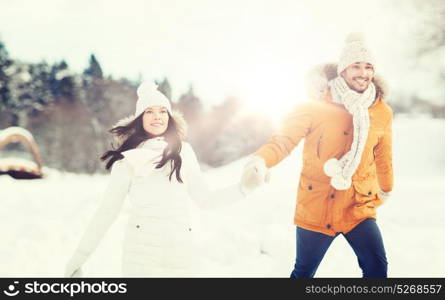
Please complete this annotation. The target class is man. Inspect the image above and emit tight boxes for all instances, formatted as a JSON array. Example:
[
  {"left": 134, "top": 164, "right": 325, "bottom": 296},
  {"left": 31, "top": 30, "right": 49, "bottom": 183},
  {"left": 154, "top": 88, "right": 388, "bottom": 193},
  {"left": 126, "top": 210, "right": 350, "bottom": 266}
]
[{"left": 241, "top": 33, "right": 393, "bottom": 278}]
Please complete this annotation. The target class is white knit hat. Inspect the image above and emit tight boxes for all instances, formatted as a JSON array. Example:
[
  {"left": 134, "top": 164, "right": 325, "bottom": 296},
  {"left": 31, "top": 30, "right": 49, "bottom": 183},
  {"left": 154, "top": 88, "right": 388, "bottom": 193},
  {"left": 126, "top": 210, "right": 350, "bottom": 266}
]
[
  {"left": 134, "top": 81, "right": 172, "bottom": 117},
  {"left": 337, "top": 33, "right": 375, "bottom": 75}
]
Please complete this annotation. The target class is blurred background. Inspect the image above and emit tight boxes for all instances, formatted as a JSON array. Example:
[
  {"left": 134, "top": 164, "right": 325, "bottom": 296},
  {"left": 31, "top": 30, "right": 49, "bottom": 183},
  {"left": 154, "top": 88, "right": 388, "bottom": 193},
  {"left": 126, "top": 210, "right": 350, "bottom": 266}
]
[
  {"left": 0, "top": 0, "right": 444, "bottom": 277},
  {"left": 0, "top": 0, "right": 444, "bottom": 172}
]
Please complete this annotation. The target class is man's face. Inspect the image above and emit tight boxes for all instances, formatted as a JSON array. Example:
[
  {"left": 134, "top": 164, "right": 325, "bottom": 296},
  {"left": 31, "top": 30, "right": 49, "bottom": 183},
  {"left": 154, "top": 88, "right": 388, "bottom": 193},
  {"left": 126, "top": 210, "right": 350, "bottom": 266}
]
[{"left": 340, "top": 62, "right": 375, "bottom": 93}]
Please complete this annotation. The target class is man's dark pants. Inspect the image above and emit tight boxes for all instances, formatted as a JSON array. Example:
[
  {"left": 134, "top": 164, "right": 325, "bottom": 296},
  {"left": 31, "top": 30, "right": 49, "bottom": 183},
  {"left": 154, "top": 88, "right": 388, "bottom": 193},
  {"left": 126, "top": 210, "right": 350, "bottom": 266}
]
[{"left": 290, "top": 218, "right": 388, "bottom": 278}]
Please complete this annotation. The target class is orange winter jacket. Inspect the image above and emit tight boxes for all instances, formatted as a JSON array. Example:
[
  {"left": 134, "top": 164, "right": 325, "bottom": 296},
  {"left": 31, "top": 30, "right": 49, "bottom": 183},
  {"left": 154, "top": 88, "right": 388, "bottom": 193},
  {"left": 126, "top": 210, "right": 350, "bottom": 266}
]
[{"left": 255, "top": 64, "right": 393, "bottom": 236}]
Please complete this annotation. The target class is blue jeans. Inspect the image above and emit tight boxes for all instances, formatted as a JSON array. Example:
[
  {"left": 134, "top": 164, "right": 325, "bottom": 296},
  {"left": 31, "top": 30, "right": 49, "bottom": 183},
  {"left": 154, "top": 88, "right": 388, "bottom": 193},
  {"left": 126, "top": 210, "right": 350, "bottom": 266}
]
[{"left": 290, "top": 218, "right": 388, "bottom": 278}]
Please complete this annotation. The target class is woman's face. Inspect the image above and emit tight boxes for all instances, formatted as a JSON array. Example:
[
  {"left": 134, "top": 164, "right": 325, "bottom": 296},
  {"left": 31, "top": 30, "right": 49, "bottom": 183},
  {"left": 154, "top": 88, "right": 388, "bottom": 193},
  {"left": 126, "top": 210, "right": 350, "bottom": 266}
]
[{"left": 142, "top": 106, "right": 169, "bottom": 136}]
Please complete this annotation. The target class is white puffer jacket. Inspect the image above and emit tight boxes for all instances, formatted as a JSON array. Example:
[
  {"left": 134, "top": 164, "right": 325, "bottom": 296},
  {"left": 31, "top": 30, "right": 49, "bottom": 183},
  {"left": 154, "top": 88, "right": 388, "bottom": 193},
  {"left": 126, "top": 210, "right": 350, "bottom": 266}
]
[{"left": 67, "top": 139, "right": 244, "bottom": 277}]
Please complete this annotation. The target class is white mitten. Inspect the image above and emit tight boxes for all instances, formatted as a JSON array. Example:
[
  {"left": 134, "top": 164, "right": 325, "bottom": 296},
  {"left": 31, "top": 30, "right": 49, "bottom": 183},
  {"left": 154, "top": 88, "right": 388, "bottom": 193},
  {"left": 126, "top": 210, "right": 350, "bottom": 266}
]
[
  {"left": 64, "top": 251, "right": 89, "bottom": 278},
  {"left": 241, "top": 156, "right": 270, "bottom": 195}
]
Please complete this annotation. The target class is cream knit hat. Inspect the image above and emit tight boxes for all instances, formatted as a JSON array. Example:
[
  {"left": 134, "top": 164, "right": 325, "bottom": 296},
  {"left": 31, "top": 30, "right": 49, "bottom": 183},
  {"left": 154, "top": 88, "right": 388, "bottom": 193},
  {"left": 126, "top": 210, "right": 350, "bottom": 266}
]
[
  {"left": 337, "top": 33, "right": 375, "bottom": 75},
  {"left": 135, "top": 81, "right": 172, "bottom": 117}
]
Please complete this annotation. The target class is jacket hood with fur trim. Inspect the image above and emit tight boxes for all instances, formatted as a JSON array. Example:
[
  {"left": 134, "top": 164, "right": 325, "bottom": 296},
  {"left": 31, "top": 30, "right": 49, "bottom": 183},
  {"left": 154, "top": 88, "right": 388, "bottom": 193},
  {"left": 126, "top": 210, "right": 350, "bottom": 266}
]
[{"left": 305, "top": 63, "right": 389, "bottom": 102}]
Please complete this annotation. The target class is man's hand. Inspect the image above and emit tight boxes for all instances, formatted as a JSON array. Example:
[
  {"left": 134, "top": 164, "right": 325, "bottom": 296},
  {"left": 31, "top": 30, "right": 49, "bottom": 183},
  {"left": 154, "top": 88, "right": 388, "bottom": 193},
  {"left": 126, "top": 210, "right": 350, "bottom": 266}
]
[{"left": 241, "top": 156, "right": 270, "bottom": 195}]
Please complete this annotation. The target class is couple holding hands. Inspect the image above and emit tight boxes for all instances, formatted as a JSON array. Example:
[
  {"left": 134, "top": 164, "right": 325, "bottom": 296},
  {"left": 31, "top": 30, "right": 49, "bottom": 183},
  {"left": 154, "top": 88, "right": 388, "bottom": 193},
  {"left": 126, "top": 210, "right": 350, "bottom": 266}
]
[{"left": 65, "top": 33, "right": 393, "bottom": 278}]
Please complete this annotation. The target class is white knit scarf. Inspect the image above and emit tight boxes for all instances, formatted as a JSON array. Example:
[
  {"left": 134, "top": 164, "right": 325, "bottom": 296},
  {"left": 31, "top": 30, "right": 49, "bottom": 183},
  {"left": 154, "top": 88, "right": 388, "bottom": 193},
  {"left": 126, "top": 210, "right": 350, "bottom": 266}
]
[
  {"left": 121, "top": 137, "right": 168, "bottom": 177},
  {"left": 323, "top": 76, "right": 376, "bottom": 190}
]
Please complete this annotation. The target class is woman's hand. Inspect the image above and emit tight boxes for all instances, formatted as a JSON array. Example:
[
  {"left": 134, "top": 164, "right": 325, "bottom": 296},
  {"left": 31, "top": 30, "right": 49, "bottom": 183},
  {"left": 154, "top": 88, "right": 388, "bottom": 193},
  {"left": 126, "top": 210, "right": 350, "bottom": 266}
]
[
  {"left": 64, "top": 251, "right": 88, "bottom": 277},
  {"left": 65, "top": 267, "right": 83, "bottom": 278}
]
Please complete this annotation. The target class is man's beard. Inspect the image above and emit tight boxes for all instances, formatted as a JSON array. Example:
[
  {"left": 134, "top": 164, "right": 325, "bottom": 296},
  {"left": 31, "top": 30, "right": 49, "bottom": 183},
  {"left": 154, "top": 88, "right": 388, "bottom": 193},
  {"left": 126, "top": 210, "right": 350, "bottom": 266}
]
[{"left": 346, "top": 77, "right": 370, "bottom": 93}]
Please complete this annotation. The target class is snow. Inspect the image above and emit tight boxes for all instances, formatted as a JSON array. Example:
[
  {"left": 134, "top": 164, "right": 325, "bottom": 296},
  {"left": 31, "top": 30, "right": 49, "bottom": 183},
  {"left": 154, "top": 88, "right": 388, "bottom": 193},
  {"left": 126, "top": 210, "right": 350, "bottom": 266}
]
[
  {"left": 0, "top": 127, "right": 35, "bottom": 142},
  {"left": 54, "top": 69, "right": 73, "bottom": 81},
  {"left": 0, "top": 117, "right": 444, "bottom": 277},
  {"left": 0, "top": 158, "right": 38, "bottom": 172}
]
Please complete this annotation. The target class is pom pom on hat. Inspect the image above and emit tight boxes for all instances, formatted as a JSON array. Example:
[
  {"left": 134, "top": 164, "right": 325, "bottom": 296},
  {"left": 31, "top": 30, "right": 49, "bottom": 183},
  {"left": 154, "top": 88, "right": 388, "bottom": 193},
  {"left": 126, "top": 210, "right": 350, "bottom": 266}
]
[
  {"left": 134, "top": 81, "right": 172, "bottom": 117},
  {"left": 337, "top": 32, "right": 375, "bottom": 75},
  {"left": 345, "top": 32, "right": 365, "bottom": 44},
  {"left": 137, "top": 81, "right": 159, "bottom": 98}
]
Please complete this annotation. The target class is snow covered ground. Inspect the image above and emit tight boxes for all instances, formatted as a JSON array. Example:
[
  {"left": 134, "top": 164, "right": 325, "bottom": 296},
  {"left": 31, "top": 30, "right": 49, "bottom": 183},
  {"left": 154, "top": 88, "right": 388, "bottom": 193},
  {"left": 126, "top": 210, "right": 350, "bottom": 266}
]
[{"left": 1, "top": 116, "right": 444, "bottom": 277}]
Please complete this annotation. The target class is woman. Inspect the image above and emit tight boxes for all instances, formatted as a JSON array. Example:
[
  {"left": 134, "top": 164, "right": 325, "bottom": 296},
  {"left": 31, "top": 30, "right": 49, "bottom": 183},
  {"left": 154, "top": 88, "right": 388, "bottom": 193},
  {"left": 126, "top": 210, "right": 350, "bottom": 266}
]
[{"left": 64, "top": 82, "right": 245, "bottom": 277}]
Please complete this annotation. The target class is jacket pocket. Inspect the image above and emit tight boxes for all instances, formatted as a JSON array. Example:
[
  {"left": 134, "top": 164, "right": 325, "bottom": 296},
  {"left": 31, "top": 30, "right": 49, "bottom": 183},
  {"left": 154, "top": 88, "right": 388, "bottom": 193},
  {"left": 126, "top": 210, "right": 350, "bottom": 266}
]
[
  {"left": 348, "top": 179, "right": 381, "bottom": 221},
  {"left": 296, "top": 175, "right": 331, "bottom": 226},
  {"left": 353, "top": 179, "right": 380, "bottom": 203}
]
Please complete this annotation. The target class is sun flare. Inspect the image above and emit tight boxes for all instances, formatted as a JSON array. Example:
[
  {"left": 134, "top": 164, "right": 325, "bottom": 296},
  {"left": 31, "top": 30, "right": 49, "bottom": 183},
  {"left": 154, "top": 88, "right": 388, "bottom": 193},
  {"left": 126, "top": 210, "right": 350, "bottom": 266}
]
[{"left": 237, "top": 64, "right": 307, "bottom": 126}]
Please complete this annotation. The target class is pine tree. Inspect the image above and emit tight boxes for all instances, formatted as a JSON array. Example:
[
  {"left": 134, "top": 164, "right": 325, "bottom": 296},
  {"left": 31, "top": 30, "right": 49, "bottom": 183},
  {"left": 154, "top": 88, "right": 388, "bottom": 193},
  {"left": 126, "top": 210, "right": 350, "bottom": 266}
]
[
  {"left": 49, "top": 60, "right": 76, "bottom": 99},
  {"left": 29, "top": 61, "right": 54, "bottom": 112},
  {"left": 80, "top": 54, "right": 109, "bottom": 172},
  {"left": 176, "top": 85, "right": 203, "bottom": 123},
  {"left": 5, "top": 62, "right": 32, "bottom": 126},
  {"left": 176, "top": 85, "right": 205, "bottom": 161},
  {"left": 156, "top": 77, "right": 172, "bottom": 101},
  {"left": 83, "top": 54, "right": 103, "bottom": 84},
  {"left": 0, "top": 40, "right": 13, "bottom": 110},
  {"left": 81, "top": 54, "right": 107, "bottom": 115}
]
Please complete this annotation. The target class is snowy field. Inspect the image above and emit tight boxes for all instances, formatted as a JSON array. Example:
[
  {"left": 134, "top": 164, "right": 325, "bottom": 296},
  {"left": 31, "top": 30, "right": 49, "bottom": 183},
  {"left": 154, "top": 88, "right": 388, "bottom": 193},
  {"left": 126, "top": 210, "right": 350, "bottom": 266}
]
[{"left": 1, "top": 116, "right": 444, "bottom": 277}]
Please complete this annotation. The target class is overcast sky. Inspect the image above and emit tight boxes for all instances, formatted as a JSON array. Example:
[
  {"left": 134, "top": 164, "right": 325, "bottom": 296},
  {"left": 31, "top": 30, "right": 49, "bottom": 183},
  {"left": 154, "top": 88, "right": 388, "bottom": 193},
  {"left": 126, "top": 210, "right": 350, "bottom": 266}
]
[{"left": 0, "top": 0, "right": 415, "bottom": 118}]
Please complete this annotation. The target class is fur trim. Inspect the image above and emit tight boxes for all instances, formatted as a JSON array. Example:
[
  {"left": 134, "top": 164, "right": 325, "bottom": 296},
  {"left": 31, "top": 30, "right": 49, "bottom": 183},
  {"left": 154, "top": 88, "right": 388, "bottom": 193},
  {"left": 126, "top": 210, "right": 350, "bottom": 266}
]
[
  {"left": 305, "top": 63, "right": 389, "bottom": 102},
  {"left": 112, "top": 115, "right": 135, "bottom": 129},
  {"left": 172, "top": 110, "right": 187, "bottom": 141},
  {"left": 111, "top": 110, "right": 188, "bottom": 147}
]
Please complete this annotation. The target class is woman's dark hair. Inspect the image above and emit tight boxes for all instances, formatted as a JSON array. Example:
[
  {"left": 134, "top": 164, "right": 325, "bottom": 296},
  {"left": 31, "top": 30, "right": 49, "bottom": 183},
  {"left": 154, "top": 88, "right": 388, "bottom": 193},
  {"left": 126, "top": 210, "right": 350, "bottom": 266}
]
[{"left": 100, "top": 111, "right": 183, "bottom": 183}]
